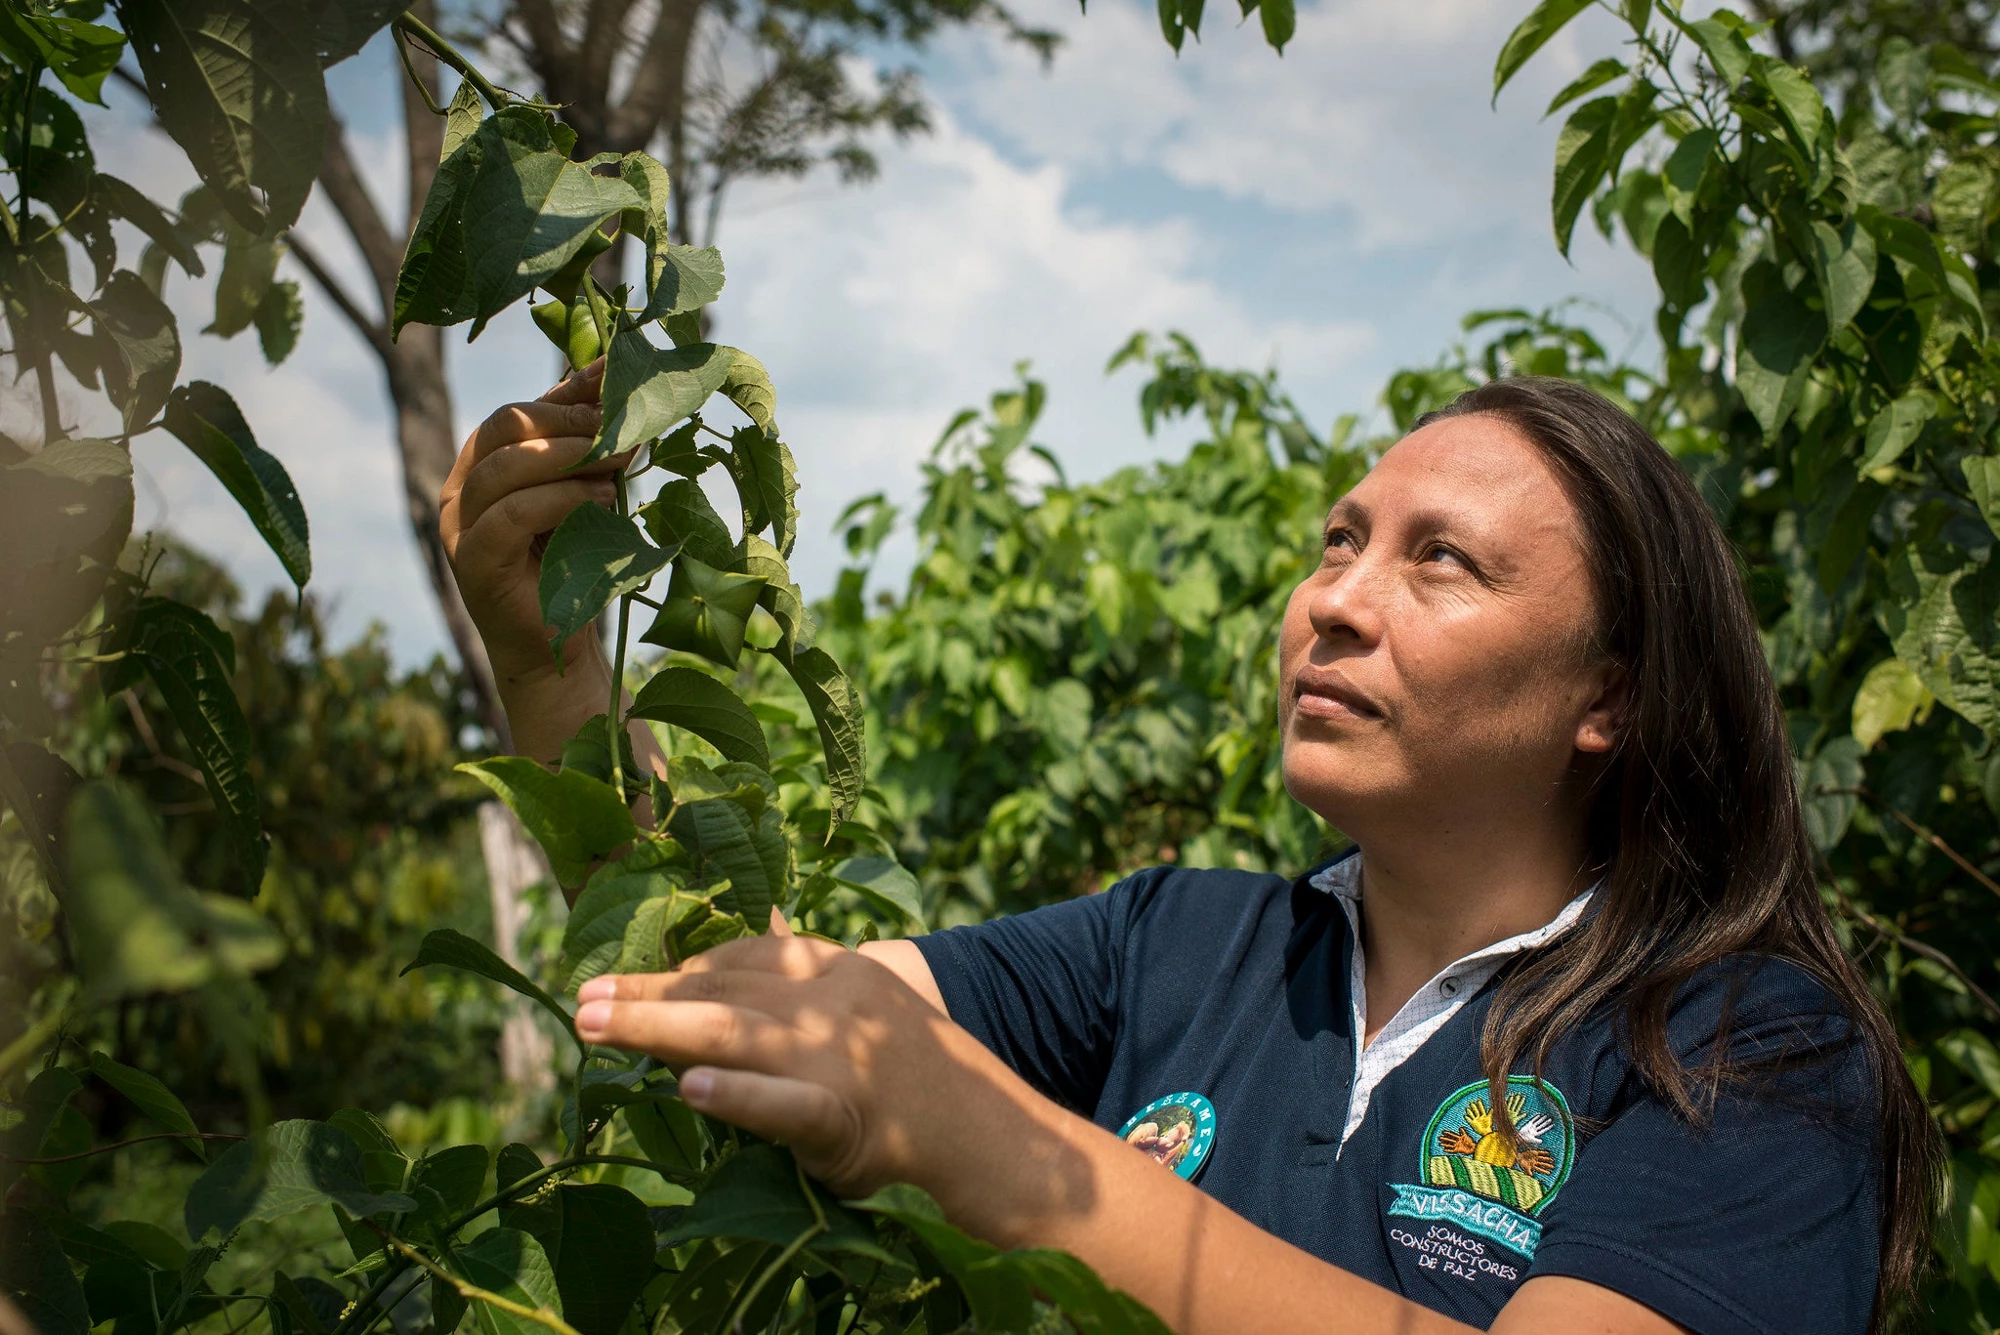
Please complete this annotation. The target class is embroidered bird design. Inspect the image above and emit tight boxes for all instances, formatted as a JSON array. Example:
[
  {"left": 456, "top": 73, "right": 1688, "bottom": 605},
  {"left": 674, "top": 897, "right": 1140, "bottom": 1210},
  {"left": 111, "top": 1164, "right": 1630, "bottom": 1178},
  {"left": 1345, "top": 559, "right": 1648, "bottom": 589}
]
[{"left": 1436, "top": 1094, "right": 1558, "bottom": 1178}]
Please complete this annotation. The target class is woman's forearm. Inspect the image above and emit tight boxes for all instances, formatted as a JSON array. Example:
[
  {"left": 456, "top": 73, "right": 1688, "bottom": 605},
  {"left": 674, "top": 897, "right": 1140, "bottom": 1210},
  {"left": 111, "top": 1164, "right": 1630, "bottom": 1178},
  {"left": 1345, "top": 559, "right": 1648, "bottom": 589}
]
[{"left": 922, "top": 1094, "right": 1473, "bottom": 1335}]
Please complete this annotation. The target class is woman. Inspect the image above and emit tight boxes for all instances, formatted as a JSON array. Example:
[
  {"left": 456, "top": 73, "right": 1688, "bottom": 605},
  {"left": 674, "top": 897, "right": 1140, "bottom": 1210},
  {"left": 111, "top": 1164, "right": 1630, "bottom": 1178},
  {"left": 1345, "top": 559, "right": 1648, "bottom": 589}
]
[{"left": 441, "top": 371, "right": 1936, "bottom": 1334}]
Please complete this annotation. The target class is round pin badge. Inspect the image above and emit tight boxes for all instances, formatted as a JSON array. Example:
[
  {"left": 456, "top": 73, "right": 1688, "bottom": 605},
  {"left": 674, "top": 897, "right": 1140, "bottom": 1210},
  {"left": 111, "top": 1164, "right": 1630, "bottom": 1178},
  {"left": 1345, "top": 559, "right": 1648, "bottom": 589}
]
[{"left": 1117, "top": 1091, "right": 1217, "bottom": 1183}]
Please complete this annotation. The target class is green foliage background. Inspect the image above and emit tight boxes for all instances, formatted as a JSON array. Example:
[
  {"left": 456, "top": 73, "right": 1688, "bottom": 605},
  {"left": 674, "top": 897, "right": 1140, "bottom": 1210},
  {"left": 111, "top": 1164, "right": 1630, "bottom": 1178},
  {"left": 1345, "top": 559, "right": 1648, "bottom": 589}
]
[{"left": 13, "top": 0, "right": 2000, "bottom": 1331}]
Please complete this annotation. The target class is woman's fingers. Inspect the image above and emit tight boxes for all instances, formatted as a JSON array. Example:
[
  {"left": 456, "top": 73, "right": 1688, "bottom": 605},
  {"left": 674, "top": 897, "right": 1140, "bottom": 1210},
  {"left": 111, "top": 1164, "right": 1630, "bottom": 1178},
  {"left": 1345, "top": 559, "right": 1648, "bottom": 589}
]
[
  {"left": 541, "top": 357, "right": 606, "bottom": 407},
  {"left": 675, "top": 931, "right": 845, "bottom": 980},
  {"left": 575, "top": 997, "right": 800, "bottom": 1074},
  {"left": 449, "top": 478, "right": 615, "bottom": 572},
  {"left": 453, "top": 436, "right": 632, "bottom": 537},
  {"left": 678, "top": 1067, "right": 861, "bottom": 1178}
]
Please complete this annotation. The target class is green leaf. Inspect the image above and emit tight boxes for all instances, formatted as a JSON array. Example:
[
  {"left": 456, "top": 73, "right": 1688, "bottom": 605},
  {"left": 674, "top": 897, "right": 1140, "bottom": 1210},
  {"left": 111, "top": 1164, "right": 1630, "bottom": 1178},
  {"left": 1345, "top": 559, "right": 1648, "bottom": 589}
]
[
  {"left": 89, "top": 1052, "right": 205, "bottom": 1159},
  {"left": 91, "top": 271, "right": 180, "bottom": 434},
  {"left": 1809, "top": 219, "right": 1876, "bottom": 334},
  {"left": 590, "top": 335, "right": 735, "bottom": 465},
  {"left": 114, "top": 598, "right": 266, "bottom": 885},
  {"left": 441, "top": 79, "right": 485, "bottom": 158},
  {"left": 723, "top": 426, "right": 797, "bottom": 557},
  {"left": 455, "top": 110, "right": 643, "bottom": 336},
  {"left": 394, "top": 115, "right": 486, "bottom": 333},
  {"left": 740, "top": 536, "right": 812, "bottom": 655},
  {"left": 95, "top": 174, "right": 205, "bottom": 277},
  {"left": 536, "top": 1185, "right": 654, "bottom": 1335},
  {"left": 637, "top": 480, "right": 735, "bottom": 568},
  {"left": 1494, "top": 0, "right": 1591, "bottom": 100},
  {"left": 326, "top": 1109, "right": 406, "bottom": 1194},
  {"left": 0, "top": 9, "right": 125, "bottom": 103},
  {"left": 1882, "top": 543, "right": 2000, "bottom": 737},
  {"left": 451, "top": 1228, "right": 565, "bottom": 1335},
  {"left": 640, "top": 555, "right": 767, "bottom": 669},
  {"left": 1651, "top": 214, "right": 1705, "bottom": 308},
  {"left": 1545, "top": 58, "right": 1626, "bottom": 117},
  {"left": 185, "top": 1120, "right": 416, "bottom": 1242},
  {"left": 1680, "top": 15, "right": 1753, "bottom": 87},
  {"left": 1551, "top": 97, "right": 1617, "bottom": 257},
  {"left": 1736, "top": 278, "right": 1824, "bottom": 436},
  {"left": 612, "top": 892, "right": 703, "bottom": 974},
  {"left": 1752, "top": 56, "right": 1826, "bottom": 149},
  {"left": 1942, "top": 1030, "right": 2000, "bottom": 1101},
  {"left": 254, "top": 279, "right": 303, "bottom": 363},
  {"left": 456, "top": 757, "right": 637, "bottom": 889},
  {"left": 1963, "top": 457, "right": 2000, "bottom": 541},
  {"left": 779, "top": 647, "right": 866, "bottom": 823},
  {"left": 163, "top": 382, "right": 312, "bottom": 587},
  {"left": 0, "top": 1209, "right": 90, "bottom": 1335},
  {"left": 404, "top": 1144, "right": 490, "bottom": 1243},
  {"left": 122, "top": 0, "right": 328, "bottom": 233},
  {"left": 628, "top": 667, "right": 770, "bottom": 768},
  {"left": 1257, "top": 0, "right": 1293, "bottom": 52},
  {"left": 560, "top": 852, "right": 686, "bottom": 989},
  {"left": 401, "top": 927, "right": 579, "bottom": 1043},
  {"left": 621, "top": 1094, "right": 708, "bottom": 1176},
  {"left": 720, "top": 348, "right": 778, "bottom": 435},
  {"left": 1859, "top": 391, "right": 1935, "bottom": 474},
  {"left": 60, "top": 782, "right": 284, "bottom": 1001},
  {"left": 661, "top": 1144, "right": 893, "bottom": 1261},
  {"left": 830, "top": 855, "right": 924, "bottom": 929},
  {"left": 309, "top": 0, "right": 412, "bottom": 67},
  {"left": 1852, "top": 658, "right": 1933, "bottom": 751},
  {"left": 639, "top": 245, "right": 725, "bottom": 324},
  {"left": 668, "top": 796, "right": 789, "bottom": 923},
  {"left": 536, "top": 502, "right": 671, "bottom": 668}
]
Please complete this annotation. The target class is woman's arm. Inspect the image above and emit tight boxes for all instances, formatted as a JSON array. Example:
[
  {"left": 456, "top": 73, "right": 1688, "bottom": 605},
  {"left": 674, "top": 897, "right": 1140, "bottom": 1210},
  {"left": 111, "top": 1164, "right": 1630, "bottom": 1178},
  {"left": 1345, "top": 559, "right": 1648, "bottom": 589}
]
[{"left": 573, "top": 925, "right": 1683, "bottom": 1335}]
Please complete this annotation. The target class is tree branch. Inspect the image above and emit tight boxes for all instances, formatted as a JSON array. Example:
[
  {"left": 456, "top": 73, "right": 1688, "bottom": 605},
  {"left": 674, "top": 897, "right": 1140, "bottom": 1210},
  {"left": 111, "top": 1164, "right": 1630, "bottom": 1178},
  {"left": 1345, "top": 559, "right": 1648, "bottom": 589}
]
[
  {"left": 285, "top": 231, "right": 391, "bottom": 357},
  {"left": 5, "top": 1131, "right": 246, "bottom": 1164},
  {"left": 607, "top": 0, "right": 704, "bottom": 152},
  {"left": 317, "top": 118, "right": 403, "bottom": 311}
]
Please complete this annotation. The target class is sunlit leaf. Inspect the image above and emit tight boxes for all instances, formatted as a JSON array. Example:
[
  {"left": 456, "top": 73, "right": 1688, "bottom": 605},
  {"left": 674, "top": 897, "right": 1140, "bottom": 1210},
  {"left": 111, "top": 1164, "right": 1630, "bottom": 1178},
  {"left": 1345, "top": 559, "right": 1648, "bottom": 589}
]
[
  {"left": 1494, "top": 0, "right": 1591, "bottom": 100},
  {"left": 402, "top": 927, "right": 578, "bottom": 1043},
  {"left": 779, "top": 647, "right": 866, "bottom": 823},
  {"left": 629, "top": 667, "right": 770, "bottom": 768},
  {"left": 456, "top": 757, "right": 637, "bottom": 889},
  {"left": 536, "top": 502, "right": 671, "bottom": 668},
  {"left": 450, "top": 1228, "right": 564, "bottom": 1335},
  {"left": 164, "top": 382, "right": 312, "bottom": 587},
  {"left": 589, "top": 334, "right": 735, "bottom": 466}
]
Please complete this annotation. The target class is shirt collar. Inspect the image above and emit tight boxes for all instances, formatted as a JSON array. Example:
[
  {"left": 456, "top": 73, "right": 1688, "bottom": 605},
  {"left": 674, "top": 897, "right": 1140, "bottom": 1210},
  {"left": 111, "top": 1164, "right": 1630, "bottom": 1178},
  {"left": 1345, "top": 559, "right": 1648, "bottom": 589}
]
[{"left": 1309, "top": 852, "right": 1596, "bottom": 973}]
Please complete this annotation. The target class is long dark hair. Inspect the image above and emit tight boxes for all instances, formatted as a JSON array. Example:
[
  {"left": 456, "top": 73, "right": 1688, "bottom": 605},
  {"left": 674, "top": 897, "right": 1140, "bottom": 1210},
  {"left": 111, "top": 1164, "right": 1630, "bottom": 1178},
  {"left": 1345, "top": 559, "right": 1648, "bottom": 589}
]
[{"left": 1414, "top": 377, "right": 1939, "bottom": 1326}]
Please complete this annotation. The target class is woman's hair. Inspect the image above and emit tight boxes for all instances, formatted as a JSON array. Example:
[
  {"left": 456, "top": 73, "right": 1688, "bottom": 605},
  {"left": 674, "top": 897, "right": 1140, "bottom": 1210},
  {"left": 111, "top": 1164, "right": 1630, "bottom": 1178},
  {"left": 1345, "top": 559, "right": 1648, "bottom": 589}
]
[{"left": 1413, "top": 377, "right": 1939, "bottom": 1325}]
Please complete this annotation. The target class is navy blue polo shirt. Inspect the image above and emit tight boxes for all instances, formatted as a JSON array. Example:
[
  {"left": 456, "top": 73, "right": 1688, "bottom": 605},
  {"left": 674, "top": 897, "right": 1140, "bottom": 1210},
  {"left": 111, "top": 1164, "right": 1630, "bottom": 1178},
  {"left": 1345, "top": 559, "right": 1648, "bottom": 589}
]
[{"left": 912, "top": 859, "right": 1880, "bottom": 1334}]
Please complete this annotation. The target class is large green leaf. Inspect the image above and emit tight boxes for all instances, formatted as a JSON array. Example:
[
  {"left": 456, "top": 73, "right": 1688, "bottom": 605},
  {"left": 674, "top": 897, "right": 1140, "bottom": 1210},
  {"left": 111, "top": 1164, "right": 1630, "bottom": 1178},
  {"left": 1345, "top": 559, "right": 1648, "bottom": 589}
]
[
  {"left": 725, "top": 427, "right": 797, "bottom": 557},
  {"left": 1852, "top": 658, "right": 1933, "bottom": 751},
  {"left": 779, "top": 647, "right": 866, "bottom": 823},
  {"left": 662, "top": 1144, "right": 892, "bottom": 1261},
  {"left": 404, "top": 1144, "right": 491, "bottom": 1244},
  {"left": 113, "top": 598, "right": 266, "bottom": 886},
  {"left": 0, "top": 8, "right": 125, "bottom": 103},
  {"left": 1551, "top": 97, "right": 1617, "bottom": 257},
  {"left": 1257, "top": 0, "right": 1294, "bottom": 52},
  {"left": 89, "top": 1051, "right": 205, "bottom": 1159},
  {"left": 741, "top": 536, "right": 812, "bottom": 656},
  {"left": 531, "top": 1185, "right": 655, "bottom": 1335},
  {"left": 1858, "top": 391, "right": 1935, "bottom": 474},
  {"left": 640, "top": 556, "right": 767, "bottom": 669},
  {"left": 458, "top": 110, "right": 643, "bottom": 336},
  {"left": 637, "top": 480, "right": 735, "bottom": 568},
  {"left": 1800, "top": 736, "right": 1864, "bottom": 851},
  {"left": 449, "top": 1228, "right": 564, "bottom": 1335},
  {"left": 536, "top": 502, "right": 671, "bottom": 667},
  {"left": 401, "top": 927, "right": 578, "bottom": 1044},
  {"left": 1493, "top": 0, "right": 1591, "bottom": 100},
  {"left": 590, "top": 335, "right": 735, "bottom": 465},
  {"left": 638, "top": 244, "right": 725, "bottom": 324},
  {"left": 394, "top": 106, "right": 485, "bottom": 332},
  {"left": 1963, "top": 456, "right": 2000, "bottom": 541},
  {"left": 1810, "top": 219, "right": 1876, "bottom": 335},
  {"left": 163, "top": 382, "right": 312, "bottom": 587},
  {"left": 829, "top": 856, "right": 924, "bottom": 929},
  {"left": 185, "top": 1120, "right": 416, "bottom": 1242},
  {"left": 559, "top": 852, "right": 685, "bottom": 989},
  {"left": 719, "top": 348, "right": 778, "bottom": 435},
  {"left": 90, "top": 271, "right": 180, "bottom": 433},
  {"left": 1882, "top": 542, "right": 2000, "bottom": 737},
  {"left": 122, "top": 0, "right": 328, "bottom": 233},
  {"left": 1736, "top": 276, "right": 1824, "bottom": 437},
  {"left": 63, "top": 782, "right": 283, "bottom": 1002},
  {"left": 456, "top": 757, "right": 637, "bottom": 889},
  {"left": 0, "top": 1209, "right": 90, "bottom": 1335},
  {"left": 310, "top": 0, "right": 411, "bottom": 66},
  {"left": 628, "top": 667, "right": 770, "bottom": 768},
  {"left": 668, "top": 796, "right": 789, "bottom": 923}
]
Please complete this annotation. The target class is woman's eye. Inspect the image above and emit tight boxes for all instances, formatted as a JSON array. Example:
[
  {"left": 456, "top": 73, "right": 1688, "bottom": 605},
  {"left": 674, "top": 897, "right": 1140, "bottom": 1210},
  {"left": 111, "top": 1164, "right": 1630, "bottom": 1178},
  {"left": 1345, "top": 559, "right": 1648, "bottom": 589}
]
[{"left": 1421, "top": 543, "right": 1467, "bottom": 568}]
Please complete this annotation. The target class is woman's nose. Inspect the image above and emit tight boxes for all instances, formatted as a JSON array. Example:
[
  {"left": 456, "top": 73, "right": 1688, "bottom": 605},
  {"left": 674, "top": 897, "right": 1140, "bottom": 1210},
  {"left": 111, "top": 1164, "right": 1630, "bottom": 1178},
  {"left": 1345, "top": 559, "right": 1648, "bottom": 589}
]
[{"left": 1308, "top": 552, "right": 1387, "bottom": 647}]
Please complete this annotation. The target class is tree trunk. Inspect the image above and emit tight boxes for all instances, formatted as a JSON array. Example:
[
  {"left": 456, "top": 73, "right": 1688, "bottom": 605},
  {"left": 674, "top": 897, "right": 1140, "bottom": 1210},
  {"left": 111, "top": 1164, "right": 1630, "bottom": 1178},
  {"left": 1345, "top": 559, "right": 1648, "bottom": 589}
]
[{"left": 477, "top": 801, "right": 556, "bottom": 1094}]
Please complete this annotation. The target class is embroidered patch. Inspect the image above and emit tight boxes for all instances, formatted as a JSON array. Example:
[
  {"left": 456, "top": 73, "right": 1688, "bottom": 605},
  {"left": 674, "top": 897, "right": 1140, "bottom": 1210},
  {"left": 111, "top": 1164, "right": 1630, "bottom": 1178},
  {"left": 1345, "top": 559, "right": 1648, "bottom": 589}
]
[
  {"left": 1116, "top": 1092, "right": 1217, "bottom": 1182},
  {"left": 1386, "top": 1076, "right": 1574, "bottom": 1260}
]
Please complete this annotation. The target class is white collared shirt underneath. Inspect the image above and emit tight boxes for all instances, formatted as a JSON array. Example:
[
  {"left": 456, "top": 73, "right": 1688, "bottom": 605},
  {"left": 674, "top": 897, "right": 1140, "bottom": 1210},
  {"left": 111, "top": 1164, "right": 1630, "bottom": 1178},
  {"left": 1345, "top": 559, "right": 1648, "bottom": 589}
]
[{"left": 1310, "top": 855, "right": 1594, "bottom": 1150}]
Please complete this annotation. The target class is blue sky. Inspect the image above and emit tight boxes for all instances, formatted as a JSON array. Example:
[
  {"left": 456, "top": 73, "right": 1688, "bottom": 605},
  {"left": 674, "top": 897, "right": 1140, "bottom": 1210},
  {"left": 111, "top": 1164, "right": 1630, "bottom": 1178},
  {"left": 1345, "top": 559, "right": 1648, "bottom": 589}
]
[{"left": 59, "top": 0, "right": 1666, "bottom": 664}]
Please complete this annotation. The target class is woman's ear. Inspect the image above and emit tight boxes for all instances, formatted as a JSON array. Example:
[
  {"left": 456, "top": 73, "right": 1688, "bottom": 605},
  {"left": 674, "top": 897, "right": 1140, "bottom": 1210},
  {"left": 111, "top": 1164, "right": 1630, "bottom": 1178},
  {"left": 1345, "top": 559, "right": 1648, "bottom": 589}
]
[{"left": 1574, "top": 662, "right": 1627, "bottom": 755}]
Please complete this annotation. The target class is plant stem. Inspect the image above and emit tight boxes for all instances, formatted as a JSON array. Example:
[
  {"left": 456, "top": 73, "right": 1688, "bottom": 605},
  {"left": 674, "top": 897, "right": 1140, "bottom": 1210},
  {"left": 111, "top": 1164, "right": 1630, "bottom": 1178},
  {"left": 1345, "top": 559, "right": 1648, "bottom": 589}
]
[
  {"left": 727, "top": 1221, "right": 823, "bottom": 1335},
  {"left": 608, "top": 472, "right": 633, "bottom": 800},
  {"left": 391, "top": 13, "right": 509, "bottom": 113},
  {"left": 368, "top": 1228, "right": 581, "bottom": 1335},
  {"left": 4, "top": 1130, "right": 244, "bottom": 1164}
]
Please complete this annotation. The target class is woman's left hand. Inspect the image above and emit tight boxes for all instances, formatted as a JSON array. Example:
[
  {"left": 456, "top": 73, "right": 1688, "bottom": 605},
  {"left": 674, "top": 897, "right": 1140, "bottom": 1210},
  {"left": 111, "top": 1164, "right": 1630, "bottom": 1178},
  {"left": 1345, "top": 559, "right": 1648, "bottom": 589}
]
[{"left": 573, "top": 913, "right": 1023, "bottom": 1201}]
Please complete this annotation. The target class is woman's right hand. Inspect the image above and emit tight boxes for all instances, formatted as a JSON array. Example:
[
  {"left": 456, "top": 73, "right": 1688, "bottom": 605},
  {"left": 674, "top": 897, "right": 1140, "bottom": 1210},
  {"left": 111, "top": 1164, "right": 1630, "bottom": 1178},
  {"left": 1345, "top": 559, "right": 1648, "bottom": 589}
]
[{"left": 439, "top": 359, "right": 631, "bottom": 759}]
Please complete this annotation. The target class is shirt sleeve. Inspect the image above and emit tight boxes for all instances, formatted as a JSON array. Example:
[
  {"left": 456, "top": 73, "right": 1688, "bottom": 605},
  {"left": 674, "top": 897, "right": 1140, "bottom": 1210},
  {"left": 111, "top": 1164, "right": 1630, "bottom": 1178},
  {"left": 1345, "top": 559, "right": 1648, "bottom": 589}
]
[
  {"left": 912, "top": 874, "right": 1150, "bottom": 1113},
  {"left": 1528, "top": 960, "right": 1882, "bottom": 1335}
]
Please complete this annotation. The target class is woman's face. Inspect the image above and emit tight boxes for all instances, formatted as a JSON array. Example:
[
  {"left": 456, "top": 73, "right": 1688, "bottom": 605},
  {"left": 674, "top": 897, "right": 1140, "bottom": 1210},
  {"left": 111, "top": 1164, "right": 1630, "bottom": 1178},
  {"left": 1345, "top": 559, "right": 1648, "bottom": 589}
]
[{"left": 1279, "top": 413, "right": 1621, "bottom": 838}]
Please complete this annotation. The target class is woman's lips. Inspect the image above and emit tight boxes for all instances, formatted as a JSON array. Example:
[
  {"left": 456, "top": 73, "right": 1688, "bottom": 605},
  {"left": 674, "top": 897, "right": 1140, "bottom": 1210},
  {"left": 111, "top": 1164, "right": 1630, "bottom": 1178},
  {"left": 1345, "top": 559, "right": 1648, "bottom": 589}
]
[{"left": 1291, "top": 667, "right": 1383, "bottom": 722}]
